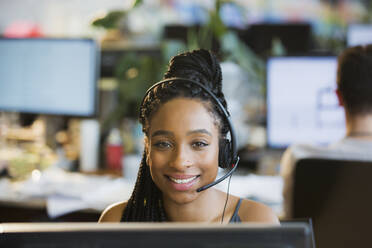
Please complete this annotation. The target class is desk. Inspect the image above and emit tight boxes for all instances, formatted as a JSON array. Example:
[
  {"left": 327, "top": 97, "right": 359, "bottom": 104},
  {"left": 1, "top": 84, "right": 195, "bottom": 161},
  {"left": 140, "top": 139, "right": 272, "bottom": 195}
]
[{"left": 0, "top": 163, "right": 284, "bottom": 222}]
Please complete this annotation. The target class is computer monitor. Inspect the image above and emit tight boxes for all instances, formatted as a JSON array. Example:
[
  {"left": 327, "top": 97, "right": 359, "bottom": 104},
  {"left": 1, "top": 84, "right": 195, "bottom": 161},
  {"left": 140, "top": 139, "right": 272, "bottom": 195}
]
[
  {"left": 0, "top": 38, "right": 99, "bottom": 117},
  {"left": 0, "top": 222, "right": 312, "bottom": 248},
  {"left": 267, "top": 56, "right": 345, "bottom": 148},
  {"left": 347, "top": 24, "right": 372, "bottom": 47},
  {"left": 241, "top": 23, "right": 312, "bottom": 56}
]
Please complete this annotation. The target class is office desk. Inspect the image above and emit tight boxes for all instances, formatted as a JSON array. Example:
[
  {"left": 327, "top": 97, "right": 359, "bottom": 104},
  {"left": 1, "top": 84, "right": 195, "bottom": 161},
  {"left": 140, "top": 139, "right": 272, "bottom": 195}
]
[{"left": 0, "top": 165, "right": 283, "bottom": 222}]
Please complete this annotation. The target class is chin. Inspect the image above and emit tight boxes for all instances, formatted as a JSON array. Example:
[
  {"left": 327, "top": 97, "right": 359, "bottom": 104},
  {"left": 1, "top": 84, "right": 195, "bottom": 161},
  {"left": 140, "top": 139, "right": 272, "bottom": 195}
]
[{"left": 166, "top": 191, "right": 200, "bottom": 205}]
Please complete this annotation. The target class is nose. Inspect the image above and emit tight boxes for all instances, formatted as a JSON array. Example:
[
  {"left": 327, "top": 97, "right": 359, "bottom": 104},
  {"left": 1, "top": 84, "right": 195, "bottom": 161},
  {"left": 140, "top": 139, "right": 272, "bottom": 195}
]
[{"left": 169, "top": 144, "right": 192, "bottom": 169}]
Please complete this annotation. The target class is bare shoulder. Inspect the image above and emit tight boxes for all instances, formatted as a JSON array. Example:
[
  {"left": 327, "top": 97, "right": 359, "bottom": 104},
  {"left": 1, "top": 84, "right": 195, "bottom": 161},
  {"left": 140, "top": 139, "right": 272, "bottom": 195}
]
[
  {"left": 238, "top": 199, "right": 280, "bottom": 224},
  {"left": 98, "top": 201, "right": 127, "bottom": 223}
]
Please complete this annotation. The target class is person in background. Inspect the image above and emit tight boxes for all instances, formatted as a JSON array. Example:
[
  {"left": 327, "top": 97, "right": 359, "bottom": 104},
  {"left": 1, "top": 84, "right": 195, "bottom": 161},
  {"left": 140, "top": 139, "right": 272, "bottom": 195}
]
[
  {"left": 280, "top": 44, "right": 372, "bottom": 217},
  {"left": 99, "top": 49, "right": 279, "bottom": 223}
]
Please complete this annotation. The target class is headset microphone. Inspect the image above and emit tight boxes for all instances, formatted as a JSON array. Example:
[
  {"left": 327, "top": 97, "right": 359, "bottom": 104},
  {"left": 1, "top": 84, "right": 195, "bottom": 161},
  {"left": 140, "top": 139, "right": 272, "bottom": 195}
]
[
  {"left": 196, "top": 157, "right": 240, "bottom": 192},
  {"left": 141, "top": 77, "right": 240, "bottom": 193}
]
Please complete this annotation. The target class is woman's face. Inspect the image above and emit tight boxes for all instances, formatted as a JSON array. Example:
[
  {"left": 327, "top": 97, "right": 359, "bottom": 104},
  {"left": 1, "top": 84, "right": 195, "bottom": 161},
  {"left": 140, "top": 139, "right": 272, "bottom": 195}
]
[{"left": 146, "top": 97, "right": 220, "bottom": 205}]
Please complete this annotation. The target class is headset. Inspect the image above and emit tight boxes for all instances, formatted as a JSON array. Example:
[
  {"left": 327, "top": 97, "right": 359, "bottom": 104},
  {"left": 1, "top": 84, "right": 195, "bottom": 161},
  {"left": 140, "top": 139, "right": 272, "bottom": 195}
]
[{"left": 140, "top": 77, "right": 240, "bottom": 192}]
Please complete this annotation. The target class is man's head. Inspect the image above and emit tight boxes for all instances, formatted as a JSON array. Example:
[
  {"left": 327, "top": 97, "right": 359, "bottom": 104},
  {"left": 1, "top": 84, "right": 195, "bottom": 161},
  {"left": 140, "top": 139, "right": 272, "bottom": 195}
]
[{"left": 337, "top": 44, "right": 372, "bottom": 117}]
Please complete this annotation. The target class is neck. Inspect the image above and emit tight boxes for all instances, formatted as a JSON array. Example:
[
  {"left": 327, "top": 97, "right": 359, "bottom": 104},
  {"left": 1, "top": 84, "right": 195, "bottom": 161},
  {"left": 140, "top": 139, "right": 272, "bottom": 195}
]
[
  {"left": 163, "top": 188, "right": 225, "bottom": 222},
  {"left": 346, "top": 113, "right": 372, "bottom": 139}
]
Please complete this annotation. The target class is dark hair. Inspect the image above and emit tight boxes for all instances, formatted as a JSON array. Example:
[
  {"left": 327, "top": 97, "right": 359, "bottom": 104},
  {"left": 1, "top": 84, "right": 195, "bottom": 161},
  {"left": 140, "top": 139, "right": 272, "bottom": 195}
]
[
  {"left": 121, "top": 49, "right": 229, "bottom": 222},
  {"left": 337, "top": 44, "right": 372, "bottom": 116}
]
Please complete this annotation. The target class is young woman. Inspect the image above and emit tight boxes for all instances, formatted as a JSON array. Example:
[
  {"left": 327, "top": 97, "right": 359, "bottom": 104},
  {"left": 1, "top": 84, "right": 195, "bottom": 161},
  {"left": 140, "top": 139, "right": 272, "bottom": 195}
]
[{"left": 99, "top": 49, "right": 279, "bottom": 224}]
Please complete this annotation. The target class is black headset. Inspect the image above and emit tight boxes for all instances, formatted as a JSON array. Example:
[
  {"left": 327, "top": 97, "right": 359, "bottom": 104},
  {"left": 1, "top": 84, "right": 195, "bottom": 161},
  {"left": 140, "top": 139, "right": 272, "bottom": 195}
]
[{"left": 140, "top": 77, "right": 240, "bottom": 192}]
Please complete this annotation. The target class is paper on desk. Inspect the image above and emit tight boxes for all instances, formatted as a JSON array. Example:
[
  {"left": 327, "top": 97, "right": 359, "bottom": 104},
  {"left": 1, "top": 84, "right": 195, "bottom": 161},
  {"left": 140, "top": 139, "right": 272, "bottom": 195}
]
[
  {"left": 1, "top": 166, "right": 135, "bottom": 218},
  {"left": 47, "top": 195, "right": 89, "bottom": 219},
  {"left": 82, "top": 178, "right": 133, "bottom": 211},
  {"left": 46, "top": 178, "right": 134, "bottom": 218},
  {"left": 0, "top": 178, "right": 13, "bottom": 199},
  {"left": 44, "top": 170, "right": 134, "bottom": 218}
]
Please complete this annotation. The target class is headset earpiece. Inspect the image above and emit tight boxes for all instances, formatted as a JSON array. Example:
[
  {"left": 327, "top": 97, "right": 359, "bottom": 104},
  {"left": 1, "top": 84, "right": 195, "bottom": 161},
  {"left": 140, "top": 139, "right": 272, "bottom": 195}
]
[{"left": 219, "top": 138, "right": 232, "bottom": 169}]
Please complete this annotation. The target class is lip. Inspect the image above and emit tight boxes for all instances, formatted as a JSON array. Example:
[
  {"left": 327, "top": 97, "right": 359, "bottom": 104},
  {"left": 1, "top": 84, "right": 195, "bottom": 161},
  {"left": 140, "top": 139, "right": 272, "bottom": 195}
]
[{"left": 165, "top": 175, "right": 200, "bottom": 191}]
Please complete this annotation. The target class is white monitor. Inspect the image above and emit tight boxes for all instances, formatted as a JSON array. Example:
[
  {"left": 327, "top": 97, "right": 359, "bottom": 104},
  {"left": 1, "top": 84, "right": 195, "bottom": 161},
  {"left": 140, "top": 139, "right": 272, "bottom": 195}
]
[
  {"left": 0, "top": 38, "right": 99, "bottom": 117},
  {"left": 347, "top": 24, "right": 372, "bottom": 47},
  {"left": 267, "top": 56, "right": 346, "bottom": 148}
]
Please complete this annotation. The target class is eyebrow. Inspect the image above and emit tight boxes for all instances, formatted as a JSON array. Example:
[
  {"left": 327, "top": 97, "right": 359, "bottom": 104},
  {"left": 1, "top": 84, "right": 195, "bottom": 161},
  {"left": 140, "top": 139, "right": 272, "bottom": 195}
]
[
  {"left": 151, "top": 129, "right": 212, "bottom": 138},
  {"left": 187, "top": 129, "right": 212, "bottom": 137},
  {"left": 151, "top": 130, "right": 174, "bottom": 138}
]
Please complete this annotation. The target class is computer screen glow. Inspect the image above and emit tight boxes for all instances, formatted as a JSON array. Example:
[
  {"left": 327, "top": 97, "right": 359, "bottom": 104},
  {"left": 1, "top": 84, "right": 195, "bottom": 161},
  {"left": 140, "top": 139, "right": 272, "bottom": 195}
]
[
  {"left": 347, "top": 24, "right": 372, "bottom": 47},
  {"left": 267, "top": 57, "right": 346, "bottom": 148},
  {"left": 0, "top": 38, "right": 98, "bottom": 116}
]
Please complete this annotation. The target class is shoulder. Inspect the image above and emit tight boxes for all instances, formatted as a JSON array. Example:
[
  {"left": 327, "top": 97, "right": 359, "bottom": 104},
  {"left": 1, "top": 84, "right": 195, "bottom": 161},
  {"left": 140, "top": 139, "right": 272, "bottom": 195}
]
[
  {"left": 280, "top": 144, "right": 320, "bottom": 176},
  {"left": 98, "top": 201, "right": 127, "bottom": 223},
  {"left": 282, "top": 144, "right": 318, "bottom": 160},
  {"left": 238, "top": 199, "right": 279, "bottom": 224}
]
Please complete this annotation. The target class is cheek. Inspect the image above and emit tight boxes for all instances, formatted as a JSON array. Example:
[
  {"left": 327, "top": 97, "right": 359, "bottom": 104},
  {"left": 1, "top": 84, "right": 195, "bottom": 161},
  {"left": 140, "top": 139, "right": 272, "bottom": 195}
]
[
  {"left": 199, "top": 144, "right": 219, "bottom": 171},
  {"left": 147, "top": 150, "right": 167, "bottom": 174}
]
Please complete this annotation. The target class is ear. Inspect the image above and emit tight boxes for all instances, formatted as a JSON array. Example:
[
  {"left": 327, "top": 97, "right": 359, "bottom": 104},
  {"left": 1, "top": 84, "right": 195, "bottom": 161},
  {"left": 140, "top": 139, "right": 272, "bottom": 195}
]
[{"left": 335, "top": 88, "right": 344, "bottom": 107}]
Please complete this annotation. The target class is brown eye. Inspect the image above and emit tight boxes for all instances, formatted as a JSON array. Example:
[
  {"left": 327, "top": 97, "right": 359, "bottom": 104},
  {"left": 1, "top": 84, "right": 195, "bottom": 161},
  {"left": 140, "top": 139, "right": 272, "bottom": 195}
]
[
  {"left": 192, "top": 141, "right": 208, "bottom": 149},
  {"left": 154, "top": 141, "right": 172, "bottom": 149}
]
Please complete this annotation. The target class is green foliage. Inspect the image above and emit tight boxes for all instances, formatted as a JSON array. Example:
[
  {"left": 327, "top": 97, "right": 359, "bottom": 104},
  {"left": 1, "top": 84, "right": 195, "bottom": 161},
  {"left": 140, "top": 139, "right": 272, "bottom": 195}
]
[
  {"left": 115, "top": 53, "right": 165, "bottom": 112},
  {"left": 186, "top": 27, "right": 213, "bottom": 51},
  {"left": 132, "top": 0, "right": 143, "bottom": 8},
  {"left": 102, "top": 53, "right": 166, "bottom": 131},
  {"left": 271, "top": 38, "right": 286, "bottom": 56},
  {"left": 91, "top": 1, "right": 143, "bottom": 30},
  {"left": 185, "top": 0, "right": 228, "bottom": 51},
  {"left": 91, "top": 10, "right": 126, "bottom": 29},
  {"left": 221, "top": 31, "right": 265, "bottom": 88},
  {"left": 208, "top": 2, "right": 228, "bottom": 39}
]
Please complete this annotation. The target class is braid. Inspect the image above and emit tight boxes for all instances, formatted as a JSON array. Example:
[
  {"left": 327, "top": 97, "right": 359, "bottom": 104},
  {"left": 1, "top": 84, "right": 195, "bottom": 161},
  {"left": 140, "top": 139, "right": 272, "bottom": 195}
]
[{"left": 121, "top": 152, "right": 167, "bottom": 222}]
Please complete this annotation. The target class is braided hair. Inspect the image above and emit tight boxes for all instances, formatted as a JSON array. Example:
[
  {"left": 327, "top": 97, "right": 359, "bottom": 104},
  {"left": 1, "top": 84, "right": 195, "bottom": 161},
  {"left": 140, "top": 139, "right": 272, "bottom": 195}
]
[{"left": 121, "top": 49, "right": 229, "bottom": 222}]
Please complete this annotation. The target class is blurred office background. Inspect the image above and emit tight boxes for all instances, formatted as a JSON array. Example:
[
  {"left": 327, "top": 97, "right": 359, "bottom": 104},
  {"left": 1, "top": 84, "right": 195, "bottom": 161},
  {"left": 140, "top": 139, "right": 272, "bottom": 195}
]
[{"left": 0, "top": 0, "right": 371, "bottom": 224}]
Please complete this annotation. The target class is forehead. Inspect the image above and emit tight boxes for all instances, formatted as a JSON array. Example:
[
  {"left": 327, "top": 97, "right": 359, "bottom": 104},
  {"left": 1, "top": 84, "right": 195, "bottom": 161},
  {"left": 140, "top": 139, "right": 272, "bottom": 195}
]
[{"left": 148, "top": 98, "right": 218, "bottom": 136}]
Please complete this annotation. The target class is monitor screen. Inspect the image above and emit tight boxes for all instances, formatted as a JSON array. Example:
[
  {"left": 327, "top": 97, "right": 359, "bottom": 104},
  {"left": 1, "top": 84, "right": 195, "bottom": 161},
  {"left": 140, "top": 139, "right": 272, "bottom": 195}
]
[
  {"left": 267, "top": 56, "right": 345, "bottom": 148},
  {"left": 0, "top": 222, "right": 312, "bottom": 248},
  {"left": 347, "top": 24, "right": 372, "bottom": 47},
  {"left": 242, "top": 23, "right": 312, "bottom": 56},
  {"left": 0, "top": 38, "right": 99, "bottom": 117}
]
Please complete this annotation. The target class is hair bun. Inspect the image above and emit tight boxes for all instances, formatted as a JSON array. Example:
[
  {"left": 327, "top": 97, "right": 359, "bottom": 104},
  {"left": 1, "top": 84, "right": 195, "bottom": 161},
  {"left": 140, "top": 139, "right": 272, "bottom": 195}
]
[{"left": 164, "top": 49, "right": 223, "bottom": 96}]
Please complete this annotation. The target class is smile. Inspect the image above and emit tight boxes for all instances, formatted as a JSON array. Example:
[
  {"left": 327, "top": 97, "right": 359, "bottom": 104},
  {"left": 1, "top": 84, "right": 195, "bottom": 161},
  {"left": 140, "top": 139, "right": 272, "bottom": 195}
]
[{"left": 168, "top": 176, "right": 199, "bottom": 184}]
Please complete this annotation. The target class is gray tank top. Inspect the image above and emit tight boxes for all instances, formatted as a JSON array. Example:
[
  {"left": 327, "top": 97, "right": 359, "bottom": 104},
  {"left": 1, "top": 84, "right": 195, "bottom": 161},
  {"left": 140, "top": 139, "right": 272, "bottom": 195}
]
[{"left": 229, "top": 198, "right": 242, "bottom": 223}]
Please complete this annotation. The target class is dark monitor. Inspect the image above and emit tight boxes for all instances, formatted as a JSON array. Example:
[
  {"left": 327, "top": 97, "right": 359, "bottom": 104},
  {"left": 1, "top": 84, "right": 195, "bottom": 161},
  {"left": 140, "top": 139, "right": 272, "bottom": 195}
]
[
  {"left": 0, "top": 38, "right": 99, "bottom": 117},
  {"left": 266, "top": 56, "right": 345, "bottom": 148},
  {"left": 0, "top": 222, "right": 312, "bottom": 248},
  {"left": 347, "top": 24, "right": 372, "bottom": 47},
  {"left": 242, "top": 23, "right": 312, "bottom": 56}
]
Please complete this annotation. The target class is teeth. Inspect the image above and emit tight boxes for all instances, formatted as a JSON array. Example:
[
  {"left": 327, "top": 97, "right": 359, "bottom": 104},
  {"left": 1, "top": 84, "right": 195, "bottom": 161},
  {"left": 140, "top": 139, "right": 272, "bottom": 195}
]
[{"left": 169, "top": 176, "right": 197, "bottom": 184}]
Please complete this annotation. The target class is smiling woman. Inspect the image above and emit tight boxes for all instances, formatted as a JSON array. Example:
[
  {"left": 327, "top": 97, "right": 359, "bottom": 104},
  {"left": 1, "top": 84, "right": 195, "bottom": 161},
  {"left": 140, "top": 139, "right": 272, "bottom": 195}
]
[{"left": 99, "top": 49, "right": 279, "bottom": 224}]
